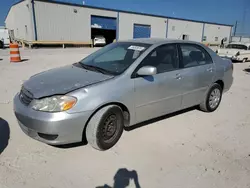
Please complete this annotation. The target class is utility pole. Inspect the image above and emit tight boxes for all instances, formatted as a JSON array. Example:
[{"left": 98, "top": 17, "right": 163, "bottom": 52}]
[
  {"left": 241, "top": 0, "right": 248, "bottom": 35},
  {"left": 234, "top": 21, "right": 238, "bottom": 36}
]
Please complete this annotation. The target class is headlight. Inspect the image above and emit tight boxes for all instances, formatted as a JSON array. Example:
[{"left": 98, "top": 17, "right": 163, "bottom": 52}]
[{"left": 31, "top": 96, "right": 77, "bottom": 112}]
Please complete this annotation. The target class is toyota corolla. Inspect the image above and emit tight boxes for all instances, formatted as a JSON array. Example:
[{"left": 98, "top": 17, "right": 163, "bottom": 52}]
[{"left": 14, "top": 39, "right": 233, "bottom": 151}]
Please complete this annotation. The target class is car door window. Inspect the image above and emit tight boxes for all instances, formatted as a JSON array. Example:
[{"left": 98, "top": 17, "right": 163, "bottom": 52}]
[
  {"left": 139, "top": 44, "right": 179, "bottom": 74},
  {"left": 180, "top": 44, "right": 212, "bottom": 68}
]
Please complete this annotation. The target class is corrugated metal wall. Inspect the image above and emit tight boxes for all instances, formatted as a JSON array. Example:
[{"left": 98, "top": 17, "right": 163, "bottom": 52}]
[
  {"left": 118, "top": 12, "right": 166, "bottom": 40},
  {"left": 34, "top": 1, "right": 117, "bottom": 41},
  {"left": 203, "top": 24, "right": 232, "bottom": 44},
  {"left": 167, "top": 19, "right": 203, "bottom": 42},
  {"left": 5, "top": 0, "right": 35, "bottom": 41},
  {"left": 5, "top": 0, "right": 233, "bottom": 43}
]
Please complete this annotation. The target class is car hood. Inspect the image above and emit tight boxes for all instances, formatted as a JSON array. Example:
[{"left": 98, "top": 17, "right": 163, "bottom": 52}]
[{"left": 23, "top": 64, "right": 113, "bottom": 99}]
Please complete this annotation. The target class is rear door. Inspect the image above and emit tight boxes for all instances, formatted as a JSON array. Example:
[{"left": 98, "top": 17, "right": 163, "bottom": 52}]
[{"left": 178, "top": 44, "right": 215, "bottom": 109}]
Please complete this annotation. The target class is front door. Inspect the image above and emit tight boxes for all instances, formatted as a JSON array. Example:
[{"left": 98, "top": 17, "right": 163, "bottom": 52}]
[
  {"left": 178, "top": 44, "right": 215, "bottom": 109},
  {"left": 134, "top": 44, "right": 183, "bottom": 123}
]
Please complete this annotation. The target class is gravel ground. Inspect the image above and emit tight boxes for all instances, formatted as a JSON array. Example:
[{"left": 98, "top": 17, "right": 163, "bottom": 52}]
[{"left": 1, "top": 47, "right": 250, "bottom": 188}]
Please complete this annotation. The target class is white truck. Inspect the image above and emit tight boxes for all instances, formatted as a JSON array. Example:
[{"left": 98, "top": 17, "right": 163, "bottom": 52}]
[
  {"left": 0, "top": 28, "right": 10, "bottom": 48},
  {"left": 217, "top": 42, "right": 250, "bottom": 63}
]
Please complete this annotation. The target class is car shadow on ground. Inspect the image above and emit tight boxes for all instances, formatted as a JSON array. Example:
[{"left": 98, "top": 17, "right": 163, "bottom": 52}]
[
  {"left": 53, "top": 141, "right": 87, "bottom": 149},
  {"left": 0, "top": 118, "right": 10, "bottom": 154},
  {"left": 96, "top": 168, "right": 141, "bottom": 188},
  {"left": 125, "top": 106, "right": 197, "bottom": 131}
]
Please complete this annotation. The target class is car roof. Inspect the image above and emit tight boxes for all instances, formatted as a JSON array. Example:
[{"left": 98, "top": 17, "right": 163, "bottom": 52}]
[{"left": 119, "top": 38, "right": 203, "bottom": 45}]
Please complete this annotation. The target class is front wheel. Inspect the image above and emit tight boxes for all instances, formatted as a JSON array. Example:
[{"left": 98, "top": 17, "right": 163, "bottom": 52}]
[
  {"left": 86, "top": 105, "right": 124, "bottom": 151},
  {"left": 199, "top": 83, "right": 222, "bottom": 112}
]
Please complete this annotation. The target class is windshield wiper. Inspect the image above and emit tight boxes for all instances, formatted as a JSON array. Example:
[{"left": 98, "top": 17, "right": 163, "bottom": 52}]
[{"left": 78, "top": 63, "right": 114, "bottom": 75}]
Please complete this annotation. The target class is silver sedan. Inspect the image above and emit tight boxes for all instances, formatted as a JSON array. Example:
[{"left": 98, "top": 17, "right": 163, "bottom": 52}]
[{"left": 14, "top": 39, "right": 233, "bottom": 150}]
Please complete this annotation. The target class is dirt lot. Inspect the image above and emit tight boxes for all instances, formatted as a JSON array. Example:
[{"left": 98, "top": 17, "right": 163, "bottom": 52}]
[{"left": 1, "top": 48, "right": 250, "bottom": 188}]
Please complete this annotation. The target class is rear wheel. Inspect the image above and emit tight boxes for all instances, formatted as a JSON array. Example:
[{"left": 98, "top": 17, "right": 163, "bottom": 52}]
[
  {"left": 86, "top": 105, "right": 124, "bottom": 151},
  {"left": 199, "top": 83, "right": 222, "bottom": 112}
]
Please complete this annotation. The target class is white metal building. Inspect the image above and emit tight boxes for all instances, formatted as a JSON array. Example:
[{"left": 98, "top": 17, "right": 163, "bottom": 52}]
[{"left": 5, "top": 0, "right": 233, "bottom": 45}]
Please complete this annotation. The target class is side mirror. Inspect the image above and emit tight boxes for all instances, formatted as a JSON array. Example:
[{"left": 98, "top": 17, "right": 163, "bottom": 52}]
[{"left": 137, "top": 66, "right": 157, "bottom": 76}]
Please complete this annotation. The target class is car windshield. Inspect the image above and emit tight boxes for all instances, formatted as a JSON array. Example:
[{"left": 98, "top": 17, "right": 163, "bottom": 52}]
[
  {"left": 79, "top": 42, "right": 151, "bottom": 75},
  {"left": 226, "top": 44, "right": 247, "bottom": 50}
]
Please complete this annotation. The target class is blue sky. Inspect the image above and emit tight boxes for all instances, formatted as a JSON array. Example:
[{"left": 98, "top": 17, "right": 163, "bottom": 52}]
[{"left": 1, "top": 0, "right": 250, "bottom": 35}]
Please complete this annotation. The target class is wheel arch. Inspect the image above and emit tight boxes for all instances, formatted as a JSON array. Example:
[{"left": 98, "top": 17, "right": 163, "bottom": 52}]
[
  {"left": 215, "top": 80, "right": 224, "bottom": 90},
  {"left": 82, "top": 102, "right": 130, "bottom": 142}
]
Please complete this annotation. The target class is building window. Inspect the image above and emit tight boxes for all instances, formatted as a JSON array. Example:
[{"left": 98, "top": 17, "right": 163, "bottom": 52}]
[
  {"left": 202, "top": 36, "right": 207, "bottom": 41},
  {"left": 215, "top": 37, "right": 218, "bottom": 41}
]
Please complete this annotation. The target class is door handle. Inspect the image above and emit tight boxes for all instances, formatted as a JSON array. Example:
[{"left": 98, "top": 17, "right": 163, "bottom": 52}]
[
  {"left": 207, "top": 67, "right": 213, "bottom": 72},
  {"left": 175, "top": 73, "right": 182, "bottom": 80}
]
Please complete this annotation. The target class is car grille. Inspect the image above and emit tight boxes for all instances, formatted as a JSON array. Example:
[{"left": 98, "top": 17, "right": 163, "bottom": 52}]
[{"left": 19, "top": 87, "right": 33, "bottom": 105}]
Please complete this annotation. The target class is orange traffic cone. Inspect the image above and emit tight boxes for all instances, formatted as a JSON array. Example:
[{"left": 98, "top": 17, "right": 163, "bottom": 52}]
[{"left": 10, "top": 43, "right": 21, "bottom": 62}]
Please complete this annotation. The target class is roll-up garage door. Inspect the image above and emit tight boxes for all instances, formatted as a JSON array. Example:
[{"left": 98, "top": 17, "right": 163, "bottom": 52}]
[
  {"left": 133, "top": 24, "right": 151, "bottom": 39},
  {"left": 91, "top": 16, "right": 117, "bottom": 30}
]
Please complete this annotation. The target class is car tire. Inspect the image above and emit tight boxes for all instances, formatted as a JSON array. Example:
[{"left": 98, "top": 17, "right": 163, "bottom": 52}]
[
  {"left": 242, "top": 58, "right": 248, "bottom": 63},
  {"left": 0, "top": 41, "right": 3, "bottom": 49},
  {"left": 199, "top": 83, "right": 222, "bottom": 112},
  {"left": 86, "top": 105, "right": 124, "bottom": 151}
]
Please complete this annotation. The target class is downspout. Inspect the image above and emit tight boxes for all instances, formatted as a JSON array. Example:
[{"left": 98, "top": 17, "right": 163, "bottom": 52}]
[
  {"left": 116, "top": 12, "right": 119, "bottom": 41},
  {"left": 166, "top": 19, "right": 169, "bottom": 38},
  {"left": 201, "top": 23, "right": 205, "bottom": 42},
  {"left": 229, "top": 26, "right": 233, "bottom": 43},
  {"left": 31, "top": 0, "right": 38, "bottom": 41}
]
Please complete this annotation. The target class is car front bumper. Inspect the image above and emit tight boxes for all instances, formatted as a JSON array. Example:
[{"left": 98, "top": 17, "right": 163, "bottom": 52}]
[{"left": 13, "top": 94, "right": 93, "bottom": 145}]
